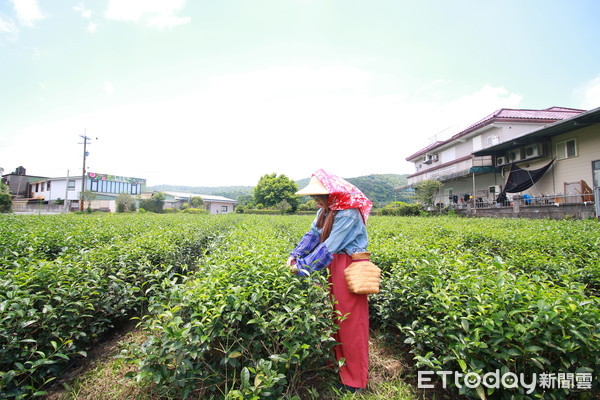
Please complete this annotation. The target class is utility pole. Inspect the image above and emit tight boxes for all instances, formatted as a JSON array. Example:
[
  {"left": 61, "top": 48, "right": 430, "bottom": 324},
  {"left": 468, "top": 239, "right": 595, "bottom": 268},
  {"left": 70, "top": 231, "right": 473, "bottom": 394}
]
[{"left": 79, "top": 131, "right": 97, "bottom": 211}]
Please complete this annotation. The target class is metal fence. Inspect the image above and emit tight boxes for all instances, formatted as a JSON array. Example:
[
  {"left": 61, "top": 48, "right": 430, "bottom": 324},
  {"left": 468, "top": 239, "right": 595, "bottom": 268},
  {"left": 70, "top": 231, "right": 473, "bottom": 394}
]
[{"left": 450, "top": 192, "right": 596, "bottom": 210}]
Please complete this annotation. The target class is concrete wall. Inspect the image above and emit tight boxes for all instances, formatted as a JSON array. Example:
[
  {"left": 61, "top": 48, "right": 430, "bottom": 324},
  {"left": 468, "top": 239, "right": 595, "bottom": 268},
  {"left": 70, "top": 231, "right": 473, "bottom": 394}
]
[{"left": 457, "top": 203, "right": 596, "bottom": 220}]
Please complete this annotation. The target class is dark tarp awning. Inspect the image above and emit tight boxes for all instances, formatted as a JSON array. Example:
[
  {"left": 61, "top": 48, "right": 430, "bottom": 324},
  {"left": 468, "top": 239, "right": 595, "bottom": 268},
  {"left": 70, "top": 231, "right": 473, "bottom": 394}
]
[
  {"left": 496, "top": 159, "right": 555, "bottom": 202},
  {"left": 469, "top": 166, "right": 501, "bottom": 173}
]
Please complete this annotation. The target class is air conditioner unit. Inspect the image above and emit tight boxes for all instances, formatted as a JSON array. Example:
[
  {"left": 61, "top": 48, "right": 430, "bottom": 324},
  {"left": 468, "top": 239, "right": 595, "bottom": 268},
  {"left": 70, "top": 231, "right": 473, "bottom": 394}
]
[
  {"left": 496, "top": 155, "right": 508, "bottom": 166},
  {"left": 488, "top": 185, "right": 501, "bottom": 194},
  {"left": 508, "top": 149, "right": 523, "bottom": 162},
  {"left": 424, "top": 154, "right": 438, "bottom": 164},
  {"left": 524, "top": 143, "right": 542, "bottom": 159}
]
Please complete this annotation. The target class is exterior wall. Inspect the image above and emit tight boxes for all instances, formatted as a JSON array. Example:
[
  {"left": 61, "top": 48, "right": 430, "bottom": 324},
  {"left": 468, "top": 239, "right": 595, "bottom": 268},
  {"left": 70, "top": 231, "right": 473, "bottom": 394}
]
[
  {"left": 30, "top": 178, "right": 83, "bottom": 201},
  {"left": 409, "top": 122, "right": 551, "bottom": 183},
  {"left": 46, "top": 179, "right": 81, "bottom": 201},
  {"left": 205, "top": 201, "right": 235, "bottom": 214},
  {"left": 509, "top": 125, "right": 599, "bottom": 198},
  {"left": 5, "top": 175, "right": 35, "bottom": 198}
]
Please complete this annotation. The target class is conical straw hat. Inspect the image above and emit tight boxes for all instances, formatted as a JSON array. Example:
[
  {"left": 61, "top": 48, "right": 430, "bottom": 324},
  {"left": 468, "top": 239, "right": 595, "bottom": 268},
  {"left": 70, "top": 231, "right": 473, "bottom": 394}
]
[{"left": 295, "top": 176, "right": 329, "bottom": 196}]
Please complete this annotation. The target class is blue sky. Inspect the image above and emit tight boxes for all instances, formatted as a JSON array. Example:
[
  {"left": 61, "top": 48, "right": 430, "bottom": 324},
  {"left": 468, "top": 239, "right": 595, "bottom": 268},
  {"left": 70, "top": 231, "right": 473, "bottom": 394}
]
[{"left": 1, "top": 0, "right": 599, "bottom": 186}]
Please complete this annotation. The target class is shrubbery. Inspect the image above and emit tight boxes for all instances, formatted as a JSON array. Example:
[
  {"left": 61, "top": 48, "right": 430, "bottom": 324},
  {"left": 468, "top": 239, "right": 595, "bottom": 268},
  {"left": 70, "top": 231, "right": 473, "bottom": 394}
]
[
  {"left": 0, "top": 214, "right": 228, "bottom": 398},
  {"left": 378, "top": 202, "right": 423, "bottom": 216},
  {"left": 370, "top": 217, "right": 599, "bottom": 399}
]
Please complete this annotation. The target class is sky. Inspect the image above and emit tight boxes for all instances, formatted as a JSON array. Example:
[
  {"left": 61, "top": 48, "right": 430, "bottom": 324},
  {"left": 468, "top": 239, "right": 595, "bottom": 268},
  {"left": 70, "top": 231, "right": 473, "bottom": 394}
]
[{"left": 1, "top": 0, "right": 600, "bottom": 187}]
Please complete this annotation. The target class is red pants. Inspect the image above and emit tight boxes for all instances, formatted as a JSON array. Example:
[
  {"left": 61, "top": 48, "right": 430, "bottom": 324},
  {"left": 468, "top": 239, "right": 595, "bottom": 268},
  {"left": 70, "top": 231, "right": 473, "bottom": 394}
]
[{"left": 328, "top": 254, "right": 369, "bottom": 388}]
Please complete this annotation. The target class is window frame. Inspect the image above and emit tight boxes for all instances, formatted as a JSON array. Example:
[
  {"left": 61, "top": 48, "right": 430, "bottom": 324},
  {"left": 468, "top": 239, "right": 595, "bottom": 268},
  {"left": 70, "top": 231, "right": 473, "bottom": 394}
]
[{"left": 556, "top": 138, "right": 577, "bottom": 160}]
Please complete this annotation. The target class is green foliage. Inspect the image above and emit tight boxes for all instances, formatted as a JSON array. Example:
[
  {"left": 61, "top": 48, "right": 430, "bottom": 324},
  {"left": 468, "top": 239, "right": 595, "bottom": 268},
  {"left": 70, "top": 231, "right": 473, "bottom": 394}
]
[
  {"left": 254, "top": 173, "right": 299, "bottom": 212},
  {"left": 0, "top": 170, "right": 11, "bottom": 213},
  {"left": 127, "top": 216, "right": 338, "bottom": 399},
  {"left": 369, "top": 216, "right": 599, "bottom": 399},
  {"left": 414, "top": 180, "right": 443, "bottom": 206},
  {"left": 378, "top": 202, "right": 422, "bottom": 216},
  {"left": 0, "top": 214, "right": 230, "bottom": 398},
  {"left": 138, "top": 192, "right": 165, "bottom": 213},
  {"left": 0, "top": 193, "right": 11, "bottom": 213},
  {"left": 116, "top": 193, "right": 135, "bottom": 213},
  {"left": 180, "top": 207, "right": 207, "bottom": 214},
  {"left": 1, "top": 214, "right": 598, "bottom": 399},
  {"left": 190, "top": 196, "right": 205, "bottom": 209},
  {"left": 80, "top": 190, "right": 96, "bottom": 210}
]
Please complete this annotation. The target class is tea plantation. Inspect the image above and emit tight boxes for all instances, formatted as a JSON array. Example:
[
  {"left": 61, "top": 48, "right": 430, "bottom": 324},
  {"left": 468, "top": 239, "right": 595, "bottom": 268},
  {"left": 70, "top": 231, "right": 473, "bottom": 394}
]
[{"left": 0, "top": 213, "right": 598, "bottom": 399}]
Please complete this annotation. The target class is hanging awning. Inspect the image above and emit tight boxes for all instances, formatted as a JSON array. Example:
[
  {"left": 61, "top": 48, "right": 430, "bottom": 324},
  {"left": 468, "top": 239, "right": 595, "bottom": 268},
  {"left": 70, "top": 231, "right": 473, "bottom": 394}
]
[
  {"left": 503, "top": 159, "right": 555, "bottom": 193},
  {"left": 469, "top": 166, "right": 501, "bottom": 173}
]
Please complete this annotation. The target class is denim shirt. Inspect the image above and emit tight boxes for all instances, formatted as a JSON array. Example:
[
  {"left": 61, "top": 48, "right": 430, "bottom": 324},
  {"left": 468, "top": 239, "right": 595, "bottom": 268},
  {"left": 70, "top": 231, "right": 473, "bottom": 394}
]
[{"left": 290, "top": 208, "right": 368, "bottom": 276}]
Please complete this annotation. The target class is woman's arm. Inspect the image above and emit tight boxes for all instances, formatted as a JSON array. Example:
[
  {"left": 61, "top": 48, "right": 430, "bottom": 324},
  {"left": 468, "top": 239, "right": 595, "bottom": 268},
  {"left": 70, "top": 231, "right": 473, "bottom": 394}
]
[{"left": 294, "top": 209, "right": 362, "bottom": 276}]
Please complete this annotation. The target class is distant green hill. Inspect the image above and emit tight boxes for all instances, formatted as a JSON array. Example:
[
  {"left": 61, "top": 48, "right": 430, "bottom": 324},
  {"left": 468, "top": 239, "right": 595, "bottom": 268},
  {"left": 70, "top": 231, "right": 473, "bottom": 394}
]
[
  {"left": 148, "top": 185, "right": 254, "bottom": 200},
  {"left": 148, "top": 173, "right": 409, "bottom": 207}
]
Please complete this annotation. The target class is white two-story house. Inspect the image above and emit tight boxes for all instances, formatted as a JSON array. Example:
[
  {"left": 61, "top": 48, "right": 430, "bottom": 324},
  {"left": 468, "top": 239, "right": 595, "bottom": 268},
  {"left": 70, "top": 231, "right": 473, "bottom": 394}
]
[{"left": 405, "top": 107, "right": 586, "bottom": 206}]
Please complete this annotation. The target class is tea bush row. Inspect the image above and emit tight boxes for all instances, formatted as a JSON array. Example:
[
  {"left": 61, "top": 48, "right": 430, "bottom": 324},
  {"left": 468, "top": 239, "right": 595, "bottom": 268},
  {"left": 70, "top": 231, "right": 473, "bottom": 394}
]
[
  {"left": 127, "top": 216, "right": 339, "bottom": 399},
  {"left": 368, "top": 217, "right": 599, "bottom": 399},
  {"left": 0, "top": 214, "right": 232, "bottom": 398}
]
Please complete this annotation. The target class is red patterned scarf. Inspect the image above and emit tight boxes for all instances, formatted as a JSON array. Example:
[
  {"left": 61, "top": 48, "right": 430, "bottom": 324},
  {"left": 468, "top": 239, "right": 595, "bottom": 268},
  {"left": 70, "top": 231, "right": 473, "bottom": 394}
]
[{"left": 313, "top": 169, "right": 373, "bottom": 224}]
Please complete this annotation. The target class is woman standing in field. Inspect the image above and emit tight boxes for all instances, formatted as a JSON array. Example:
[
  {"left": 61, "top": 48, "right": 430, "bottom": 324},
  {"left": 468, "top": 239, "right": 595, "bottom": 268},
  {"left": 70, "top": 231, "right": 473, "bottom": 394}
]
[{"left": 287, "top": 169, "right": 373, "bottom": 393}]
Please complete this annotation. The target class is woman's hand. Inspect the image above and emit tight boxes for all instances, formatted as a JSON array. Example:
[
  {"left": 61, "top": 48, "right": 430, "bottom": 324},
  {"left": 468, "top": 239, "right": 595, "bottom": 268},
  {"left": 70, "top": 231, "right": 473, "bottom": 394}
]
[{"left": 287, "top": 257, "right": 298, "bottom": 274}]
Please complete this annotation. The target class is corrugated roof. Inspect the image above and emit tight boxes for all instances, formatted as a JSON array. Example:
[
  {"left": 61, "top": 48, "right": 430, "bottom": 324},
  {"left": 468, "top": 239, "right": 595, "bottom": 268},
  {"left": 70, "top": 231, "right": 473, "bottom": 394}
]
[
  {"left": 473, "top": 105, "right": 600, "bottom": 156},
  {"left": 163, "top": 191, "right": 237, "bottom": 203},
  {"left": 406, "top": 106, "right": 586, "bottom": 161}
]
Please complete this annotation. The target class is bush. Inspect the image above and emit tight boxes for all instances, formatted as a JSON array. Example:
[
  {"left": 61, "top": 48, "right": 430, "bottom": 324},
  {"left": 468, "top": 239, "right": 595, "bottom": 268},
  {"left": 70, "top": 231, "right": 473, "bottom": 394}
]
[
  {"left": 0, "top": 214, "right": 228, "bottom": 398},
  {"left": 180, "top": 208, "right": 207, "bottom": 214},
  {"left": 379, "top": 202, "right": 422, "bottom": 216},
  {"left": 129, "top": 216, "right": 338, "bottom": 399},
  {"left": 0, "top": 192, "right": 12, "bottom": 213}
]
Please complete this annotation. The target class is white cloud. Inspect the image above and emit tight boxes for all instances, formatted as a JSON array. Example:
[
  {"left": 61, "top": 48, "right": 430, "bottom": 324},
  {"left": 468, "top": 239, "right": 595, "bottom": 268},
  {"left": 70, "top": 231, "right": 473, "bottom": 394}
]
[
  {"left": 87, "top": 21, "right": 97, "bottom": 33},
  {"left": 10, "top": 0, "right": 44, "bottom": 27},
  {"left": 576, "top": 76, "right": 600, "bottom": 110},
  {"left": 0, "top": 14, "right": 17, "bottom": 33},
  {"left": 105, "top": 0, "right": 190, "bottom": 28},
  {"left": 429, "top": 85, "right": 523, "bottom": 140},
  {"left": 73, "top": 3, "right": 92, "bottom": 19},
  {"left": 1, "top": 63, "right": 523, "bottom": 186},
  {"left": 103, "top": 80, "right": 114, "bottom": 95}
]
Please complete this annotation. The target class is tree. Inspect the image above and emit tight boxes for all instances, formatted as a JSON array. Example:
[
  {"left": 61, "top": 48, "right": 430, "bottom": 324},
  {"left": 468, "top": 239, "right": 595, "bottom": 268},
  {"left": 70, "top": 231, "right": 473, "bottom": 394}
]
[
  {"left": 276, "top": 200, "right": 291, "bottom": 215},
  {"left": 139, "top": 192, "right": 165, "bottom": 213},
  {"left": 116, "top": 193, "right": 136, "bottom": 212},
  {"left": 414, "top": 179, "right": 443, "bottom": 207},
  {"left": 253, "top": 173, "right": 299, "bottom": 212},
  {"left": 0, "top": 168, "right": 11, "bottom": 213},
  {"left": 190, "top": 196, "right": 205, "bottom": 209},
  {"left": 81, "top": 190, "right": 97, "bottom": 212}
]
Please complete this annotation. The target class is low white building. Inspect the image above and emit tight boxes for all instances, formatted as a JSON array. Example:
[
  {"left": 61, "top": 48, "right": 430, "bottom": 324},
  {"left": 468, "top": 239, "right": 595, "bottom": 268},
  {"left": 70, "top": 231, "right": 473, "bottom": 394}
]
[
  {"left": 163, "top": 191, "right": 237, "bottom": 214},
  {"left": 29, "top": 172, "right": 146, "bottom": 212}
]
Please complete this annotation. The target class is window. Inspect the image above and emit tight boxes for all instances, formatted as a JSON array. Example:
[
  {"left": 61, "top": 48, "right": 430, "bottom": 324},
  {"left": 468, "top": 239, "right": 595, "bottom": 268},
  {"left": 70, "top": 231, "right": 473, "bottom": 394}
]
[
  {"left": 440, "top": 148, "right": 455, "bottom": 164},
  {"left": 41, "top": 182, "right": 45, "bottom": 192},
  {"left": 472, "top": 136, "right": 482, "bottom": 151},
  {"left": 131, "top": 184, "right": 138, "bottom": 194},
  {"left": 47, "top": 182, "right": 51, "bottom": 191},
  {"left": 221, "top": 205, "right": 228, "bottom": 212},
  {"left": 91, "top": 180, "right": 98, "bottom": 191},
  {"left": 35, "top": 183, "right": 39, "bottom": 192},
  {"left": 556, "top": 139, "right": 577, "bottom": 160},
  {"left": 487, "top": 135, "right": 500, "bottom": 146},
  {"left": 68, "top": 180, "right": 75, "bottom": 190},
  {"left": 593, "top": 160, "right": 600, "bottom": 187}
]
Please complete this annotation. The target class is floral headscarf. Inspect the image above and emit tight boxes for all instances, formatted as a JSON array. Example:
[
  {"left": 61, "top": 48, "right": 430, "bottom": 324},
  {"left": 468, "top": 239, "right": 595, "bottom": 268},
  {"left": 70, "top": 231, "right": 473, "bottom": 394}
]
[{"left": 313, "top": 169, "right": 373, "bottom": 223}]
